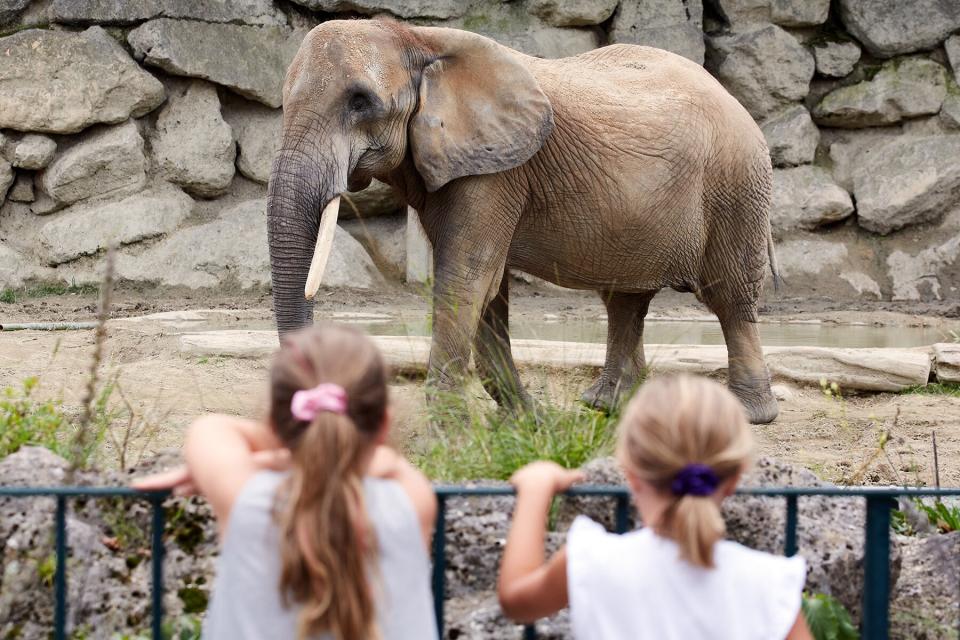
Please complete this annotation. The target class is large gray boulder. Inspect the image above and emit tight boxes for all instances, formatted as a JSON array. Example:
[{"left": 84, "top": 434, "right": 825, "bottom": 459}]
[
  {"left": 760, "top": 105, "right": 819, "bottom": 167},
  {"left": 838, "top": 0, "right": 960, "bottom": 58},
  {"left": 117, "top": 200, "right": 384, "bottom": 289},
  {"left": 0, "top": 28, "right": 165, "bottom": 134},
  {"left": 128, "top": 19, "right": 302, "bottom": 108},
  {"left": 706, "top": 24, "right": 814, "bottom": 120},
  {"left": 40, "top": 120, "right": 146, "bottom": 206},
  {"left": 289, "top": 0, "right": 465, "bottom": 19},
  {"left": 529, "top": 0, "right": 618, "bottom": 27},
  {"left": 811, "top": 40, "right": 861, "bottom": 79},
  {"left": 610, "top": 0, "right": 705, "bottom": 64},
  {"left": 887, "top": 233, "right": 960, "bottom": 301},
  {"left": 37, "top": 182, "right": 193, "bottom": 265},
  {"left": 221, "top": 98, "right": 281, "bottom": 185},
  {"left": 771, "top": 166, "right": 853, "bottom": 232},
  {"left": 850, "top": 135, "right": 960, "bottom": 234},
  {"left": 825, "top": 126, "right": 902, "bottom": 191},
  {"left": 48, "top": 0, "right": 285, "bottom": 25},
  {"left": 813, "top": 57, "right": 948, "bottom": 128},
  {"left": 712, "top": 0, "right": 829, "bottom": 28},
  {"left": 150, "top": 81, "right": 236, "bottom": 198},
  {"left": 4, "top": 133, "right": 57, "bottom": 170}
]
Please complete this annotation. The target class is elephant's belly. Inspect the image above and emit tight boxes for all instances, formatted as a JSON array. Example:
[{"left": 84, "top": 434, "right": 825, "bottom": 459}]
[{"left": 507, "top": 230, "right": 693, "bottom": 293}]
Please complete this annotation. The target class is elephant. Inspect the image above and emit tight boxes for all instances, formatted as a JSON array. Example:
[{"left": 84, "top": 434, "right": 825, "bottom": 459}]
[{"left": 267, "top": 18, "right": 782, "bottom": 424}]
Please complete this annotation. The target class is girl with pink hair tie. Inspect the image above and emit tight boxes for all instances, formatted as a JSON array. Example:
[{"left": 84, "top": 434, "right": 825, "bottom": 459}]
[{"left": 135, "top": 324, "right": 438, "bottom": 640}]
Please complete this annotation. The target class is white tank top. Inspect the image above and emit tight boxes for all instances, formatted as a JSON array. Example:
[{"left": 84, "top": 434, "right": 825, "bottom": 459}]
[
  {"left": 204, "top": 471, "right": 438, "bottom": 640},
  {"left": 567, "top": 516, "right": 806, "bottom": 640}
]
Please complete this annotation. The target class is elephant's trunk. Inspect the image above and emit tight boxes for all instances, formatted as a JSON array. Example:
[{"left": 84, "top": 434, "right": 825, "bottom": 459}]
[{"left": 267, "top": 145, "right": 343, "bottom": 335}]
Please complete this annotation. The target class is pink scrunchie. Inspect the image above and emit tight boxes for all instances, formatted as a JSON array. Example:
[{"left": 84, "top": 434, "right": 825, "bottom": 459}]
[{"left": 290, "top": 383, "right": 348, "bottom": 421}]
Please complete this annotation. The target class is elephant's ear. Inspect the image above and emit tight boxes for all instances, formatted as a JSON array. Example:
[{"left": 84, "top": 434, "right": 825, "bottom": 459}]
[{"left": 409, "top": 27, "right": 554, "bottom": 193}]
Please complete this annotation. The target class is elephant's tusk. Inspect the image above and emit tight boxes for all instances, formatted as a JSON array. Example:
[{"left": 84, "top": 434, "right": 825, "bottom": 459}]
[{"left": 304, "top": 196, "right": 341, "bottom": 300}]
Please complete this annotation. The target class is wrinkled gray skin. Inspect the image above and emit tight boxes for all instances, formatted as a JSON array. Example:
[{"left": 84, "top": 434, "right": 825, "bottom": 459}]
[{"left": 268, "top": 20, "right": 780, "bottom": 423}]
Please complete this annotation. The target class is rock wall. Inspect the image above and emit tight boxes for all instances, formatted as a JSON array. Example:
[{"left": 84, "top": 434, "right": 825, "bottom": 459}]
[{"left": 1, "top": 0, "right": 959, "bottom": 303}]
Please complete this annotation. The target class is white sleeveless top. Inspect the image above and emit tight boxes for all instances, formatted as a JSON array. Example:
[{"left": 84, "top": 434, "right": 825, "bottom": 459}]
[
  {"left": 204, "top": 471, "right": 438, "bottom": 640},
  {"left": 567, "top": 516, "right": 806, "bottom": 640}
]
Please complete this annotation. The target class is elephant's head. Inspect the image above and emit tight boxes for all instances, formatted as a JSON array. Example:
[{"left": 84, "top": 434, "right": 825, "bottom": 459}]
[{"left": 267, "top": 19, "right": 554, "bottom": 333}]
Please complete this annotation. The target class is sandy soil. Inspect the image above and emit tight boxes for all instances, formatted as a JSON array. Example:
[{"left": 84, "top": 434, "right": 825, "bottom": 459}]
[{"left": 1, "top": 283, "right": 958, "bottom": 485}]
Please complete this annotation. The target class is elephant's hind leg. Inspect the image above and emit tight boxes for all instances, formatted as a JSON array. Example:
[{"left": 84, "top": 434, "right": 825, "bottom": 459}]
[
  {"left": 474, "top": 276, "right": 531, "bottom": 412},
  {"left": 701, "top": 288, "right": 779, "bottom": 424},
  {"left": 581, "top": 290, "right": 656, "bottom": 412}
]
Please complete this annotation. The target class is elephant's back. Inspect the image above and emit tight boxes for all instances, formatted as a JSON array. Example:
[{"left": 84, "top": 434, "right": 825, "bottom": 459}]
[{"left": 529, "top": 45, "right": 765, "bottom": 154}]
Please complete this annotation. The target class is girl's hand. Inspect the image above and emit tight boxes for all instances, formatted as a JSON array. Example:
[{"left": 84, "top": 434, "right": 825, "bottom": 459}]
[
  {"left": 131, "top": 449, "right": 290, "bottom": 497},
  {"left": 132, "top": 465, "right": 196, "bottom": 496},
  {"left": 510, "top": 461, "right": 585, "bottom": 496}
]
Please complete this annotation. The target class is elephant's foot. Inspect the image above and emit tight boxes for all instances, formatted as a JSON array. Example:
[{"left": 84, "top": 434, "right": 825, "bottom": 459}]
[
  {"left": 580, "top": 375, "right": 632, "bottom": 413},
  {"left": 729, "top": 377, "right": 779, "bottom": 424}
]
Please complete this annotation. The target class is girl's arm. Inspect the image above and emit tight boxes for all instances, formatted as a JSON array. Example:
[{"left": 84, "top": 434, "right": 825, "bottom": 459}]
[
  {"left": 134, "top": 414, "right": 285, "bottom": 537},
  {"left": 367, "top": 445, "right": 437, "bottom": 549},
  {"left": 786, "top": 611, "right": 814, "bottom": 640},
  {"left": 498, "top": 461, "right": 584, "bottom": 623}
]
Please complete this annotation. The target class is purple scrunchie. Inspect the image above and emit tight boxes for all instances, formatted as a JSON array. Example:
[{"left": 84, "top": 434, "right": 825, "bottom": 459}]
[{"left": 671, "top": 463, "right": 720, "bottom": 497}]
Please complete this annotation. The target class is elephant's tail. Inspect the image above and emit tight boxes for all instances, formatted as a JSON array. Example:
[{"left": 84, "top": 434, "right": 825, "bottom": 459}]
[{"left": 766, "top": 225, "right": 783, "bottom": 292}]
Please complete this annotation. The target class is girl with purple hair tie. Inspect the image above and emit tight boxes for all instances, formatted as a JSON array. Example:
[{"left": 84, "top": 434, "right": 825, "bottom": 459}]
[{"left": 498, "top": 374, "right": 812, "bottom": 640}]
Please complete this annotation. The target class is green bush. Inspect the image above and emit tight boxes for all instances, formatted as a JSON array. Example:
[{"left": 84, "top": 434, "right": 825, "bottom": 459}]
[
  {"left": 802, "top": 592, "right": 859, "bottom": 640},
  {"left": 0, "top": 377, "right": 68, "bottom": 459}
]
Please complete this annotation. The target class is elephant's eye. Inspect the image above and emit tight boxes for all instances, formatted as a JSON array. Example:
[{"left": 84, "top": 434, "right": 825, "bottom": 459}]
[{"left": 348, "top": 91, "right": 372, "bottom": 113}]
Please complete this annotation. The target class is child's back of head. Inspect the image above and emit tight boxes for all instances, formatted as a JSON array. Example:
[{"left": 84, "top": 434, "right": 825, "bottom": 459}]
[{"left": 617, "top": 375, "right": 754, "bottom": 567}]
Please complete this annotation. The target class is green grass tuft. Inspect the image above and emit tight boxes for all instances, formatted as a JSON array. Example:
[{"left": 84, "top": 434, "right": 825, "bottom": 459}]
[
  {"left": 414, "top": 391, "right": 618, "bottom": 481},
  {"left": 0, "top": 282, "right": 100, "bottom": 304},
  {"left": 901, "top": 382, "right": 960, "bottom": 398}
]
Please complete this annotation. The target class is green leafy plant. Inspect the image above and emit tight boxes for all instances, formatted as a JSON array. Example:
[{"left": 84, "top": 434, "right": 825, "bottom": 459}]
[
  {"left": 802, "top": 593, "right": 859, "bottom": 640},
  {"left": 901, "top": 382, "right": 960, "bottom": 398},
  {"left": 0, "top": 377, "right": 69, "bottom": 459},
  {"left": 915, "top": 499, "right": 960, "bottom": 533}
]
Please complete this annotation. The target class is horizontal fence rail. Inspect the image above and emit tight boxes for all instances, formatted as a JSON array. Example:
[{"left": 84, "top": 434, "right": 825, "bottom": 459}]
[{"left": 2, "top": 485, "right": 960, "bottom": 640}]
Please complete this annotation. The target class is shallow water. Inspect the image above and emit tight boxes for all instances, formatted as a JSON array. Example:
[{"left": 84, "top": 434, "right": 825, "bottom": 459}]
[{"left": 355, "top": 318, "right": 955, "bottom": 348}]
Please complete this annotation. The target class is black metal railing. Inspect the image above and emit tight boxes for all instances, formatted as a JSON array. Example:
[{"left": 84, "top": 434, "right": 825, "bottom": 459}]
[{"left": 2, "top": 485, "right": 960, "bottom": 639}]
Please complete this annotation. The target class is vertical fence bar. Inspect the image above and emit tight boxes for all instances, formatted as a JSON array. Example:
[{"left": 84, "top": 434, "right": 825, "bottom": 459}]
[
  {"left": 432, "top": 494, "right": 447, "bottom": 635},
  {"left": 150, "top": 497, "right": 166, "bottom": 639},
  {"left": 615, "top": 493, "right": 630, "bottom": 534},
  {"left": 54, "top": 496, "right": 67, "bottom": 640},
  {"left": 862, "top": 496, "right": 894, "bottom": 640},
  {"left": 784, "top": 494, "right": 798, "bottom": 557}
]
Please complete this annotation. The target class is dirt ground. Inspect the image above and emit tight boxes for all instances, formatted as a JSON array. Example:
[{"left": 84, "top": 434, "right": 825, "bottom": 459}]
[{"left": 1, "top": 282, "right": 959, "bottom": 485}]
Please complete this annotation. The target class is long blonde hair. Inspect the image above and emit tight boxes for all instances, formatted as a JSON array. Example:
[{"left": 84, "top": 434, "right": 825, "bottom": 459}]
[
  {"left": 617, "top": 375, "right": 753, "bottom": 568},
  {"left": 268, "top": 324, "right": 388, "bottom": 640}
]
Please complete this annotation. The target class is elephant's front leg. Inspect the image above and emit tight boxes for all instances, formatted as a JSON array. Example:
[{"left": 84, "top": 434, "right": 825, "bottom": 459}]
[
  {"left": 423, "top": 195, "right": 518, "bottom": 412},
  {"left": 474, "top": 274, "right": 531, "bottom": 412}
]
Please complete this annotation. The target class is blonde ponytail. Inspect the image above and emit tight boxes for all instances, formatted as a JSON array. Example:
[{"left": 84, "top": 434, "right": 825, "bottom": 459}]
[
  {"left": 617, "top": 375, "right": 753, "bottom": 569},
  {"left": 267, "top": 325, "right": 389, "bottom": 640}
]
